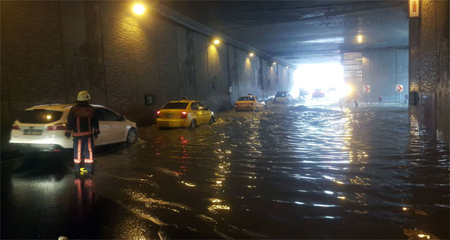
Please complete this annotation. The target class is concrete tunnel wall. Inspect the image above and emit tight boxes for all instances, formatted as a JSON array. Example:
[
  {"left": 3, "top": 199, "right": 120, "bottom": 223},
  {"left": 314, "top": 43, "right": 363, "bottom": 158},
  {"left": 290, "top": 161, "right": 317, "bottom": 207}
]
[
  {"left": 359, "top": 49, "right": 409, "bottom": 103},
  {"left": 0, "top": 1, "right": 294, "bottom": 145}
]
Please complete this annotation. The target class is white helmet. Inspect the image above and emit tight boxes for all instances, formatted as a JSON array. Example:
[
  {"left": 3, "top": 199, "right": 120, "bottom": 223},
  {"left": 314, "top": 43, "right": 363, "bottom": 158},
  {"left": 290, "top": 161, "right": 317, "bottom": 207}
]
[{"left": 77, "top": 90, "right": 90, "bottom": 101}]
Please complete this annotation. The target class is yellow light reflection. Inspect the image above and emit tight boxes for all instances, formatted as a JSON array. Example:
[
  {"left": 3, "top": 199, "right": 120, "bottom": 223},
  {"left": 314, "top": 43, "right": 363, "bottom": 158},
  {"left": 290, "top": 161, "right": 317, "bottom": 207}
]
[
  {"left": 418, "top": 234, "right": 431, "bottom": 239},
  {"left": 181, "top": 181, "right": 196, "bottom": 187},
  {"left": 338, "top": 196, "right": 346, "bottom": 200},
  {"left": 133, "top": 4, "right": 145, "bottom": 15},
  {"left": 210, "top": 198, "right": 222, "bottom": 203},
  {"left": 245, "top": 57, "right": 252, "bottom": 70},
  {"left": 208, "top": 205, "right": 230, "bottom": 211}
]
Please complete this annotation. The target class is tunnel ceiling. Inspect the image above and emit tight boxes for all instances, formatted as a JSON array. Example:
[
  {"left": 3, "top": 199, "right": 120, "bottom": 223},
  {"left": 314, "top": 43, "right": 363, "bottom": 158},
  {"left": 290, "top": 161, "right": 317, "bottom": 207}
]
[{"left": 160, "top": 0, "right": 409, "bottom": 65}]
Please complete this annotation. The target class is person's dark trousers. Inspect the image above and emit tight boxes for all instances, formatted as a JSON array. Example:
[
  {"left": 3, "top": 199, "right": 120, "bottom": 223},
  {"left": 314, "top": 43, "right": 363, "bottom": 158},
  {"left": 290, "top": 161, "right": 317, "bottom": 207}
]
[{"left": 73, "top": 135, "right": 94, "bottom": 173}]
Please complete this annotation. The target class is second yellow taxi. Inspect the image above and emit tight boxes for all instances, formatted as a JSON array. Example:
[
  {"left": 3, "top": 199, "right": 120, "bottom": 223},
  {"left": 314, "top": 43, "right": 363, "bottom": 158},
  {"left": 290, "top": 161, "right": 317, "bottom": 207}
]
[
  {"left": 234, "top": 94, "right": 266, "bottom": 111},
  {"left": 157, "top": 99, "right": 215, "bottom": 128}
]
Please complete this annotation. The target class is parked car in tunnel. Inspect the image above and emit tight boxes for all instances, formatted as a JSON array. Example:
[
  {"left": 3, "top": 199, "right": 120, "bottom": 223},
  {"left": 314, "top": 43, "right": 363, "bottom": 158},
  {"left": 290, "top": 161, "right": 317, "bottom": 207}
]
[
  {"left": 9, "top": 104, "right": 138, "bottom": 152},
  {"left": 234, "top": 94, "right": 266, "bottom": 111},
  {"left": 312, "top": 89, "right": 325, "bottom": 98},
  {"left": 156, "top": 99, "right": 215, "bottom": 128},
  {"left": 273, "top": 91, "right": 293, "bottom": 103}
]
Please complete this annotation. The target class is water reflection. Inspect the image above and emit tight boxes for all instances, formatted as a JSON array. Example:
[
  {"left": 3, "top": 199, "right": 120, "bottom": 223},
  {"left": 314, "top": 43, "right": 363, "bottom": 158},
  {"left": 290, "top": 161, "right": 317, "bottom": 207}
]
[
  {"left": 91, "top": 103, "right": 448, "bottom": 239},
  {"left": 74, "top": 178, "right": 95, "bottom": 217}
]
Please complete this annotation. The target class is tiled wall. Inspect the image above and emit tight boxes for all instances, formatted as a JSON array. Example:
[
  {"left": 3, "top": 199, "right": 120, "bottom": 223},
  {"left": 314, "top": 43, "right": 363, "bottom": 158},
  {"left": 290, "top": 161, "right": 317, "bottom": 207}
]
[{"left": 409, "top": 0, "right": 449, "bottom": 144}]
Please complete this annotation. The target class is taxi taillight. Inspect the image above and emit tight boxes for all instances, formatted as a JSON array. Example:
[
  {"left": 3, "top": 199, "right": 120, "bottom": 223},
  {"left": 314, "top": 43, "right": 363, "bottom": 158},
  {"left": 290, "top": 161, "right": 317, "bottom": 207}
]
[
  {"left": 181, "top": 111, "right": 187, "bottom": 118},
  {"left": 157, "top": 111, "right": 160, "bottom": 118},
  {"left": 12, "top": 125, "right": 20, "bottom": 130}
]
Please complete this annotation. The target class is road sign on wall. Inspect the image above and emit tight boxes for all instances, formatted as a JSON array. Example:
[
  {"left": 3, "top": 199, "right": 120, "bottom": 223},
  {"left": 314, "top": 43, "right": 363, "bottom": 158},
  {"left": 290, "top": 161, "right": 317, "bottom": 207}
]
[
  {"left": 341, "top": 59, "right": 363, "bottom": 65},
  {"left": 363, "top": 85, "right": 371, "bottom": 93},
  {"left": 344, "top": 70, "right": 363, "bottom": 77},
  {"left": 396, "top": 84, "right": 404, "bottom": 92},
  {"left": 343, "top": 65, "right": 362, "bottom": 70},
  {"left": 344, "top": 78, "right": 362, "bottom": 83},
  {"left": 343, "top": 52, "right": 362, "bottom": 59}
]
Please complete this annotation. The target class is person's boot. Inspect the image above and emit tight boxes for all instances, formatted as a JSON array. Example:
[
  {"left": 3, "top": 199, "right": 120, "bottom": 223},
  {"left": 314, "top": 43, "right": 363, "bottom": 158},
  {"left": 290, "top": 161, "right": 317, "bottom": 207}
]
[
  {"left": 74, "top": 163, "right": 81, "bottom": 172},
  {"left": 85, "top": 163, "right": 94, "bottom": 175}
]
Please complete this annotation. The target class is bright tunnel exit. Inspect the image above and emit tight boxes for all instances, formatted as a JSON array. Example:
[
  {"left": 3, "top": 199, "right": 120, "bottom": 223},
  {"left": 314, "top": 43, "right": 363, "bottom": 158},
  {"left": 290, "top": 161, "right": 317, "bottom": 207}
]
[{"left": 292, "top": 63, "right": 350, "bottom": 101}]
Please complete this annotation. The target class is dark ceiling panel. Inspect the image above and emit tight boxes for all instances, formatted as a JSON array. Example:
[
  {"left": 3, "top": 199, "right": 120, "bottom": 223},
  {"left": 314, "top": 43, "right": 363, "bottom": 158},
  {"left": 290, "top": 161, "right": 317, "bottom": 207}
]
[{"left": 161, "top": 1, "right": 409, "bottom": 65}]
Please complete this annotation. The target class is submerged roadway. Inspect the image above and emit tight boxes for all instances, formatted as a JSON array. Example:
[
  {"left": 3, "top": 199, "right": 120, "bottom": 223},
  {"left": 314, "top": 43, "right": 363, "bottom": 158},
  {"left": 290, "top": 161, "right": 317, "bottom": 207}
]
[{"left": 1, "top": 100, "right": 449, "bottom": 239}]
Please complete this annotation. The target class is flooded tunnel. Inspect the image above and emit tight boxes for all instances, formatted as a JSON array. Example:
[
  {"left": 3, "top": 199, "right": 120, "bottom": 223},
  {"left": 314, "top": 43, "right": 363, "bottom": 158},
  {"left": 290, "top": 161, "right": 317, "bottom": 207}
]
[{"left": 1, "top": 0, "right": 449, "bottom": 239}]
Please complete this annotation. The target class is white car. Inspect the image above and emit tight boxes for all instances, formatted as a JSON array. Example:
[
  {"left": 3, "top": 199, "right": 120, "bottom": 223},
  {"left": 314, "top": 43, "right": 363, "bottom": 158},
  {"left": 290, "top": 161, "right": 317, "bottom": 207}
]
[
  {"left": 273, "top": 91, "right": 293, "bottom": 104},
  {"left": 9, "top": 104, "right": 137, "bottom": 152}
]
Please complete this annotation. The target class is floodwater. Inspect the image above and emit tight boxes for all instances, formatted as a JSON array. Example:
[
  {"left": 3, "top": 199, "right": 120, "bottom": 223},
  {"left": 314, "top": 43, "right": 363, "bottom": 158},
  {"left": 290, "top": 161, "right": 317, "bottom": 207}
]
[{"left": 2, "top": 101, "right": 449, "bottom": 239}]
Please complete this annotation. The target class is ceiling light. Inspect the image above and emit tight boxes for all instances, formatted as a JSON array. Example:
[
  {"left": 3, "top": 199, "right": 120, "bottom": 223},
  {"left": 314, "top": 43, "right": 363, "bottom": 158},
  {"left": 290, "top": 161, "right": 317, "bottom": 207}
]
[
  {"left": 249, "top": 52, "right": 254, "bottom": 57},
  {"left": 213, "top": 39, "right": 220, "bottom": 45},
  {"left": 133, "top": 4, "right": 145, "bottom": 15},
  {"left": 357, "top": 35, "right": 363, "bottom": 43}
]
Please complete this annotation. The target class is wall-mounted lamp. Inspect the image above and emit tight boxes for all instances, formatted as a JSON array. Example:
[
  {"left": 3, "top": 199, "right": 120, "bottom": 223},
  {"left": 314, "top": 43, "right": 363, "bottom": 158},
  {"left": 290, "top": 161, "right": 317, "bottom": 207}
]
[
  {"left": 286, "top": 66, "right": 289, "bottom": 69},
  {"left": 273, "top": 62, "right": 276, "bottom": 65},
  {"left": 213, "top": 39, "right": 220, "bottom": 45},
  {"left": 249, "top": 52, "right": 254, "bottom": 57},
  {"left": 133, "top": 4, "right": 145, "bottom": 15},
  {"left": 357, "top": 35, "right": 363, "bottom": 43}
]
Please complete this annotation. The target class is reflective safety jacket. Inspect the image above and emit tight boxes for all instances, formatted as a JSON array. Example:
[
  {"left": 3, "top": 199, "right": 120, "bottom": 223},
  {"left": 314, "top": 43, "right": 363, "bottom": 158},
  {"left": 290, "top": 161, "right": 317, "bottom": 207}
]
[{"left": 65, "top": 103, "right": 100, "bottom": 138}]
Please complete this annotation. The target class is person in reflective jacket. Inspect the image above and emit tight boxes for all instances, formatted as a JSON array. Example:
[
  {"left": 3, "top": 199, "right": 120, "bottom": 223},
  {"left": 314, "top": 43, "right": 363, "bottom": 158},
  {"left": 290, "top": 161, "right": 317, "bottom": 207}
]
[{"left": 65, "top": 90, "right": 100, "bottom": 175}]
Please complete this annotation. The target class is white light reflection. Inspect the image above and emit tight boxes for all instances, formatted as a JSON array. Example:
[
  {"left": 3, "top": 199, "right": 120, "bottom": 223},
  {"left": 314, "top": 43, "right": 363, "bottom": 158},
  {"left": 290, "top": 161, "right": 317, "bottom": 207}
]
[
  {"left": 313, "top": 204, "right": 337, "bottom": 207},
  {"left": 299, "top": 37, "right": 344, "bottom": 44}
]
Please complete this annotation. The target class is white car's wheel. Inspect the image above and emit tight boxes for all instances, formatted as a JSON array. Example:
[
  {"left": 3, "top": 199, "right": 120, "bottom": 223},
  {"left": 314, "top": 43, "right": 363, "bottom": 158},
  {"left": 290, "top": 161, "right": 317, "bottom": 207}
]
[{"left": 126, "top": 129, "right": 137, "bottom": 145}]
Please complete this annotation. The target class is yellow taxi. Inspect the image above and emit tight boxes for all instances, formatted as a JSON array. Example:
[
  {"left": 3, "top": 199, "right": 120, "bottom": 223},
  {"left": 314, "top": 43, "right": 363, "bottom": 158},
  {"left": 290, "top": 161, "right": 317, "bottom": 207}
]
[
  {"left": 156, "top": 99, "right": 215, "bottom": 128},
  {"left": 234, "top": 94, "right": 266, "bottom": 111}
]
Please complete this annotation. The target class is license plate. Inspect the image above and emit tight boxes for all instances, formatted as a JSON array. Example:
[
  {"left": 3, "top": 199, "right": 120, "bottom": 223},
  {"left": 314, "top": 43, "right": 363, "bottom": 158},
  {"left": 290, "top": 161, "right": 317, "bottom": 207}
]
[
  {"left": 24, "top": 129, "right": 43, "bottom": 135},
  {"left": 166, "top": 114, "right": 173, "bottom": 118}
]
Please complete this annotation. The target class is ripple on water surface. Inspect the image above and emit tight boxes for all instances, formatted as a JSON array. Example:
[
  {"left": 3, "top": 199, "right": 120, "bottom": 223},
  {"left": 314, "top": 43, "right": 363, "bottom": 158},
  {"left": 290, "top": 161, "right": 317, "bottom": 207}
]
[{"left": 96, "top": 103, "right": 448, "bottom": 239}]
